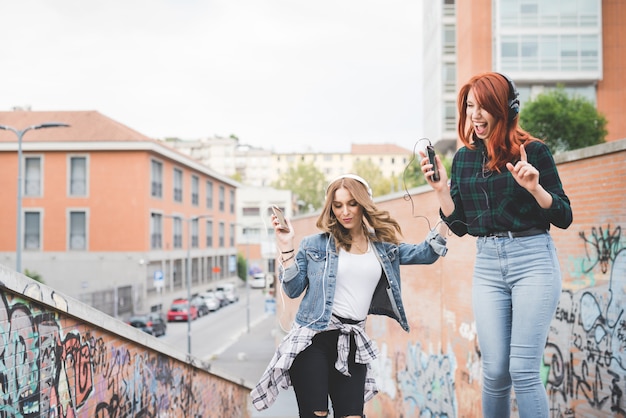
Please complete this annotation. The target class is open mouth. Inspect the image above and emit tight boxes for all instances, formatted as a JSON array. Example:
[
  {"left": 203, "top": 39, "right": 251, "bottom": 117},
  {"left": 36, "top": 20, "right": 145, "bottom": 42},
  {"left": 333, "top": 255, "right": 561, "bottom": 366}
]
[{"left": 474, "top": 122, "right": 487, "bottom": 136}]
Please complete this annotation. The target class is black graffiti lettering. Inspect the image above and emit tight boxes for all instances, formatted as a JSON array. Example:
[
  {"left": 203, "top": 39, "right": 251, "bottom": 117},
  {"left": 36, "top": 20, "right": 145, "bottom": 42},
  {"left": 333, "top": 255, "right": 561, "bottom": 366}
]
[{"left": 579, "top": 224, "right": 623, "bottom": 274}]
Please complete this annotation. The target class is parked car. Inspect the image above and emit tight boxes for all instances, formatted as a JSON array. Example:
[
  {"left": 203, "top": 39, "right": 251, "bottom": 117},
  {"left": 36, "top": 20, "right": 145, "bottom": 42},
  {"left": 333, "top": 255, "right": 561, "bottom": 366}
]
[
  {"left": 191, "top": 296, "right": 210, "bottom": 317},
  {"left": 197, "top": 292, "right": 221, "bottom": 312},
  {"left": 127, "top": 313, "right": 167, "bottom": 337},
  {"left": 205, "top": 289, "right": 226, "bottom": 307},
  {"left": 216, "top": 282, "right": 239, "bottom": 304},
  {"left": 249, "top": 273, "right": 267, "bottom": 289},
  {"left": 167, "top": 299, "right": 198, "bottom": 322}
]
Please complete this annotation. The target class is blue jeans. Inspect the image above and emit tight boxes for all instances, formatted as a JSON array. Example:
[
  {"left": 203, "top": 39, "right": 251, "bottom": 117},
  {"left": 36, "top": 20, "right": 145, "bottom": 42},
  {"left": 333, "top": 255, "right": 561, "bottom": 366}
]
[{"left": 473, "top": 233, "right": 561, "bottom": 418}]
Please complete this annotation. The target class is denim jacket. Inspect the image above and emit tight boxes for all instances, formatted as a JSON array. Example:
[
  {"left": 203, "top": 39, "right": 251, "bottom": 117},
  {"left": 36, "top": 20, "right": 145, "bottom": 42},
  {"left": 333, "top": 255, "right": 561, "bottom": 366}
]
[{"left": 280, "top": 230, "right": 447, "bottom": 332}]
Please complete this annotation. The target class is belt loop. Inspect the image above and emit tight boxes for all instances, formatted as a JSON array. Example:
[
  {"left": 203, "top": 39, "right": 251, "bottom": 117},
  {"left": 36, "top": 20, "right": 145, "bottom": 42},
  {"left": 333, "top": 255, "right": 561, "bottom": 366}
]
[{"left": 507, "top": 231, "right": 513, "bottom": 239}]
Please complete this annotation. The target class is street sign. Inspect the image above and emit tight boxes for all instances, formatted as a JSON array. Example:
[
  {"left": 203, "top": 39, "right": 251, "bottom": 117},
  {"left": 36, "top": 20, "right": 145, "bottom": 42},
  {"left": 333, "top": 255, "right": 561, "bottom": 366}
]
[{"left": 154, "top": 271, "right": 164, "bottom": 288}]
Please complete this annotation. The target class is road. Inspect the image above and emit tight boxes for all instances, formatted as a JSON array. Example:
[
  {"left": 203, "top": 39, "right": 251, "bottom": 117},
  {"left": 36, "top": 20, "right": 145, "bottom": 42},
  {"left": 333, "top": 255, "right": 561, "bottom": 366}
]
[{"left": 160, "top": 286, "right": 270, "bottom": 360}]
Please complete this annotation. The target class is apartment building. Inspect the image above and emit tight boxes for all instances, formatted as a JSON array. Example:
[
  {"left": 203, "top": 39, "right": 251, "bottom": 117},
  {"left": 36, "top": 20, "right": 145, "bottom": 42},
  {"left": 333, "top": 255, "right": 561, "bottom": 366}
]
[
  {"left": 0, "top": 110, "right": 239, "bottom": 317},
  {"left": 426, "top": 0, "right": 625, "bottom": 147},
  {"left": 271, "top": 143, "right": 414, "bottom": 186},
  {"left": 169, "top": 136, "right": 274, "bottom": 187}
]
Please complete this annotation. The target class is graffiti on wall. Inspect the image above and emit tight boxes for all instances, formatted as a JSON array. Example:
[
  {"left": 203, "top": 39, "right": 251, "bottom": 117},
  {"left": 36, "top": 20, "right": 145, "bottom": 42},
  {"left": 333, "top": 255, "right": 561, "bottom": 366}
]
[
  {"left": 546, "top": 224, "right": 626, "bottom": 417},
  {"left": 0, "top": 288, "right": 246, "bottom": 418},
  {"left": 368, "top": 318, "right": 459, "bottom": 418},
  {"left": 368, "top": 224, "right": 626, "bottom": 418}
]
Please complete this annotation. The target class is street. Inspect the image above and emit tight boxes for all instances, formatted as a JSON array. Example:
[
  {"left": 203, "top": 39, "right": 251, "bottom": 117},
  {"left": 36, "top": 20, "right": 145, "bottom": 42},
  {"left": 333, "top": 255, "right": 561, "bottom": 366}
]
[{"left": 160, "top": 285, "right": 270, "bottom": 360}]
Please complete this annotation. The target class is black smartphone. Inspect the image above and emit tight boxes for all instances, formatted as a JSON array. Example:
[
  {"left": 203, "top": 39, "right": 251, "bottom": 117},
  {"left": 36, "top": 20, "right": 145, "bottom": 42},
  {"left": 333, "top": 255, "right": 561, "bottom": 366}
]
[
  {"left": 427, "top": 145, "right": 440, "bottom": 182},
  {"left": 272, "top": 206, "right": 290, "bottom": 232}
]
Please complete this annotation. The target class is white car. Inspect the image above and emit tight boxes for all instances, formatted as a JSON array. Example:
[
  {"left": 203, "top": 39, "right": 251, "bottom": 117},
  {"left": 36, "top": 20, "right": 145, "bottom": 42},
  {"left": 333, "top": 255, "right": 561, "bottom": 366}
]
[
  {"left": 198, "top": 292, "right": 221, "bottom": 311},
  {"left": 249, "top": 273, "right": 266, "bottom": 289},
  {"left": 216, "top": 283, "right": 239, "bottom": 303}
]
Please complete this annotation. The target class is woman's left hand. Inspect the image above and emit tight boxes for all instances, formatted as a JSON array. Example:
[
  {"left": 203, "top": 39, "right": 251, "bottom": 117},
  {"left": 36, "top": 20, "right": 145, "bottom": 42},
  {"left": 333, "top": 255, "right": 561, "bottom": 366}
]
[{"left": 506, "top": 144, "right": 539, "bottom": 192}]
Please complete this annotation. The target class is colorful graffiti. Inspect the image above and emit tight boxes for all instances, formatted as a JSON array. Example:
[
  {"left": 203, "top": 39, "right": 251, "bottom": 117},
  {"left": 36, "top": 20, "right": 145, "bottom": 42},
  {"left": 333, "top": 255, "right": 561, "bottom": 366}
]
[
  {"left": 0, "top": 290, "right": 247, "bottom": 418},
  {"left": 367, "top": 224, "right": 626, "bottom": 417},
  {"left": 545, "top": 225, "right": 626, "bottom": 417}
]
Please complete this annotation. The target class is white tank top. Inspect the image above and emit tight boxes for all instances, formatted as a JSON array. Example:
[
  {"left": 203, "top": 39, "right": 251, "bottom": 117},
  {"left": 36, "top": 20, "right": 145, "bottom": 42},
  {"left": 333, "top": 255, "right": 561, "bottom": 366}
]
[{"left": 332, "top": 242, "right": 382, "bottom": 321}]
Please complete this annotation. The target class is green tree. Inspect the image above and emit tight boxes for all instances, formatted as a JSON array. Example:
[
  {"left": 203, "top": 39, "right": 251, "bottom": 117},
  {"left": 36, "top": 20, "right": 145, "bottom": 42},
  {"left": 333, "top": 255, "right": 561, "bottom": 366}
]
[
  {"left": 236, "top": 252, "right": 247, "bottom": 282},
  {"left": 272, "top": 162, "right": 327, "bottom": 213},
  {"left": 24, "top": 269, "right": 44, "bottom": 284},
  {"left": 520, "top": 86, "right": 607, "bottom": 153},
  {"left": 351, "top": 160, "right": 393, "bottom": 197}
]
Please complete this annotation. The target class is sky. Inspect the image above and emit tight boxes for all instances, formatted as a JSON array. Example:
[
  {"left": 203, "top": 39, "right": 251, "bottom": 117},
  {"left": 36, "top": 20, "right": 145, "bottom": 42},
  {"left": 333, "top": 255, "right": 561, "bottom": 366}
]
[{"left": 1, "top": 1, "right": 424, "bottom": 153}]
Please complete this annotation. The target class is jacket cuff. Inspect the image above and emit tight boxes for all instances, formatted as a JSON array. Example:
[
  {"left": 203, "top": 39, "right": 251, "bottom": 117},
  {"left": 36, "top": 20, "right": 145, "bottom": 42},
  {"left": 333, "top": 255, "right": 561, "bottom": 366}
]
[{"left": 426, "top": 229, "right": 448, "bottom": 257}]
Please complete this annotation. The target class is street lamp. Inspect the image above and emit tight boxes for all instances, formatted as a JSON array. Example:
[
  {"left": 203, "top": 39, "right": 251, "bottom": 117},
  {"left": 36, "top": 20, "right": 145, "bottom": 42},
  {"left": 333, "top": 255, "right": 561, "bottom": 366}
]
[
  {"left": 164, "top": 214, "right": 212, "bottom": 355},
  {"left": 238, "top": 223, "right": 270, "bottom": 333},
  {"left": 0, "top": 122, "right": 70, "bottom": 273}
]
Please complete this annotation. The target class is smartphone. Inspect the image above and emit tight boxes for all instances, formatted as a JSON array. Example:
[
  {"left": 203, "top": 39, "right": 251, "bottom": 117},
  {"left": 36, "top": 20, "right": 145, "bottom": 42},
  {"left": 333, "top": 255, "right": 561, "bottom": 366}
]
[
  {"left": 272, "top": 206, "right": 290, "bottom": 232},
  {"left": 426, "top": 145, "right": 440, "bottom": 182}
]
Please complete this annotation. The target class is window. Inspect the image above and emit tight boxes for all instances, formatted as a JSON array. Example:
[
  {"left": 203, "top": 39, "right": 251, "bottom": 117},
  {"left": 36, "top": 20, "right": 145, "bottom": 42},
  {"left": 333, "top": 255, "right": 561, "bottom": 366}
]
[
  {"left": 206, "top": 220, "right": 213, "bottom": 247},
  {"left": 24, "top": 156, "right": 42, "bottom": 197},
  {"left": 69, "top": 156, "right": 88, "bottom": 196},
  {"left": 24, "top": 211, "right": 41, "bottom": 250},
  {"left": 219, "top": 222, "right": 225, "bottom": 247},
  {"left": 151, "top": 160, "right": 163, "bottom": 198},
  {"left": 229, "top": 223, "right": 235, "bottom": 247},
  {"left": 443, "top": 25, "right": 456, "bottom": 55},
  {"left": 191, "top": 219, "right": 199, "bottom": 248},
  {"left": 243, "top": 207, "right": 261, "bottom": 217},
  {"left": 173, "top": 168, "right": 183, "bottom": 202},
  {"left": 173, "top": 217, "right": 183, "bottom": 249},
  {"left": 206, "top": 180, "right": 213, "bottom": 209},
  {"left": 151, "top": 213, "right": 162, "bottom": 249},
  {"left": 219, "top": 185, "right": 225, "bottom": 211},
  {"left": 69, "top": 211, "right": 87, "bottom": 250},
  {"left": 191, "top": 175, "right": 199, "bottom": 206},
  {"left": 443, "top": 62, "right": 456, "bottom": 93},
  {"left": 444, "top": 101, "right": 457, "bottom": 131},
  {"left": 230, "top": 189, "right": 235, "bottom": 213}
]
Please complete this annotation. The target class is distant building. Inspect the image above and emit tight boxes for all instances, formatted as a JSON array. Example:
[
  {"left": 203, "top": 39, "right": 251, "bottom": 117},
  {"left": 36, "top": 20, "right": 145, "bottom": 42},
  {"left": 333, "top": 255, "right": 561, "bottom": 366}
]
[
  {"left": 425, "top": 0, "right": 625, "bottom": 149},
  {"left": 235, "top": 185, "right": 292, "bottom": 278},
  {"left": 0, "top": 110, "right": 239, "bottom": 317},
  {"left": 270, "top": 143, "right": 414, "bottom": 187},
  {"left": 167, "top": 136, "right": 274, "bottom": 187}
]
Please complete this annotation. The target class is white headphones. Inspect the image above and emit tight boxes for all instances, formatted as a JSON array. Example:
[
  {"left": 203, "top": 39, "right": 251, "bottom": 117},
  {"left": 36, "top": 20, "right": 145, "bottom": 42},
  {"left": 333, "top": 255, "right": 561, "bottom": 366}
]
[{"left": 326, "top": 174, "right": 373, "bottom": 199}]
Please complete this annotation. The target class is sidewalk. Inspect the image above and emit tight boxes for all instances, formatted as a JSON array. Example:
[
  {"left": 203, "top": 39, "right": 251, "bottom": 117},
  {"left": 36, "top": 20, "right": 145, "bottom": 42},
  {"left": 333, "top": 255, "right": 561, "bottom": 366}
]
[{"left": 209, "top": 312, "right": 299, "bottom": 418}]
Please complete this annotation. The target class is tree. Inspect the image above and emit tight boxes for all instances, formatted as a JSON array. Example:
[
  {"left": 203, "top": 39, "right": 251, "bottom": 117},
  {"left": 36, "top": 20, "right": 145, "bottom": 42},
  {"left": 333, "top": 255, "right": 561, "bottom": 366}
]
[
  {"left": 351, "top": 160, "right": 393, "bottom": 197},
  {"left": 272, "top": 162, "right": 327, "bottom": 213},
  {"left": 520, "top": 86, "right": 607, "bottom": 153},
  {"left": 24, "top": 269, "right": 44, "bottom": 284},
  {"left": 236, "top": 252, "right": 247, "bottom": 282}
]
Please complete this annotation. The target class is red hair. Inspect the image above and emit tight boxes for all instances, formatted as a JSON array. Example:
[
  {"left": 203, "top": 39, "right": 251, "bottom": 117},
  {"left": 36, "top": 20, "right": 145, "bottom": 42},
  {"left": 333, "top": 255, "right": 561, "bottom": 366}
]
[{"left": 457, "top": 72, "right": 538, "bottom": 171}]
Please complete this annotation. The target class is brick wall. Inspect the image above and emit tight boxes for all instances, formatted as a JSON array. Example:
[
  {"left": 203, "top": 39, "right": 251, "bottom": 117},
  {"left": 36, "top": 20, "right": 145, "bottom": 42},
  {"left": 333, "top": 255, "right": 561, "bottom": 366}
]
[
  {"left": 283, "top": 138, "right": 626, "bottom": 417},
  {"left": 0, "top": 263, "right": 250, "bottom": 418}
]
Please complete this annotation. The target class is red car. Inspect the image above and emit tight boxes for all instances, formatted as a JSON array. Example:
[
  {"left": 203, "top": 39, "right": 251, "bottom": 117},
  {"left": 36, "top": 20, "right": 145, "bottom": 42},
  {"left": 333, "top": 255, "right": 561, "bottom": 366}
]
[{"left": 167, "top": 299, "right": 198, "bottom": 322}]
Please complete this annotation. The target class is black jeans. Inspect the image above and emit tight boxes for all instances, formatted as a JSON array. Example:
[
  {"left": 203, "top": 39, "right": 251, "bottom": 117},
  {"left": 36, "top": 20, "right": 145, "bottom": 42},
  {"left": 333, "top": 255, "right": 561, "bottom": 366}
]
[{"left": 289, "top": 329, "right": 366, "bottom": 418}]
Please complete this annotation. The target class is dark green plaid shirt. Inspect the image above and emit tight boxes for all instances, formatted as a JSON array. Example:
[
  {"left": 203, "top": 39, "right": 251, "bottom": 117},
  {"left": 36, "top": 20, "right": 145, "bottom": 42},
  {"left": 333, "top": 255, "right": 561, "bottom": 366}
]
[{"left": 441, "top": 139, "right": 572, "bottom": 237}]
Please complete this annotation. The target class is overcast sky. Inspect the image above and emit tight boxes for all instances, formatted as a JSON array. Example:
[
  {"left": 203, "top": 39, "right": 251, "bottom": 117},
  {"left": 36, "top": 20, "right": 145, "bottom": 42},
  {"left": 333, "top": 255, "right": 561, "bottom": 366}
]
[{"left": 1, "top": 0, "right": 424, "bottom": 153}]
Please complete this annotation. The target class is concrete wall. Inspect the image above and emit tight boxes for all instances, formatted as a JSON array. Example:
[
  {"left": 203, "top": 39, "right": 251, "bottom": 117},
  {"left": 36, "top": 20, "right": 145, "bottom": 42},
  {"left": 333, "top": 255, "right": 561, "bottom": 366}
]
[
  {"left": 0, "top": 263, "right": 250, "bottom": 418},
  {"left": 281, "top": 138, "right": 626, "bottom": 417}
]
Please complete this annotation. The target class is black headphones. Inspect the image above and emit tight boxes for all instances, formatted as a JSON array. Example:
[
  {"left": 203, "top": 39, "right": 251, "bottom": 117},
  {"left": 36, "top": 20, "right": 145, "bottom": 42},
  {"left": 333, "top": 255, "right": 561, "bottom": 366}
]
[{"left": 498, "top": 72, "right": 520, "bottom": 121}]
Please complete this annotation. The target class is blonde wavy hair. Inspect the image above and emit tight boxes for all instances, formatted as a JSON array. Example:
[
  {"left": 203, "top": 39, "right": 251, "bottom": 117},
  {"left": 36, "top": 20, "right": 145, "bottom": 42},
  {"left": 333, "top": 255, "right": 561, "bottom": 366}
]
[{"left": 316, "top": 176, "right": 402, "bottom": 250}]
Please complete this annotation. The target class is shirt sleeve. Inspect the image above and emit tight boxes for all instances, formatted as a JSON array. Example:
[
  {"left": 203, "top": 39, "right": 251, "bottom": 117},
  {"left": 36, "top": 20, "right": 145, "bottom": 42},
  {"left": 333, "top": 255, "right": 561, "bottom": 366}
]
[{"left": 529, "top": 141, "right": 573, "bottom": 230}]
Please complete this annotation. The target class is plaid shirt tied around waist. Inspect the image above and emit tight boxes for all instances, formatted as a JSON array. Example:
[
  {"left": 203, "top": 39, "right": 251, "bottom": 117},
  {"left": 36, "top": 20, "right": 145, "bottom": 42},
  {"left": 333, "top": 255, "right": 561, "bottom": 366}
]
[{"left": 250, "top": 315, "right": 379, "bottom": 411}]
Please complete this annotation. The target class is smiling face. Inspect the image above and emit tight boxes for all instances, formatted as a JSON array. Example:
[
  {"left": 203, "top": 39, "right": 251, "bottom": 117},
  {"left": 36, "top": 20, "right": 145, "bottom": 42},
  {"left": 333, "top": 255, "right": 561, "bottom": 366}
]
[
  {"left": 466, "top": 88, "right": 496, "bottom": 141},
  {"left": 331, "top": 187, "right": 364, "bottom": 234}
]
